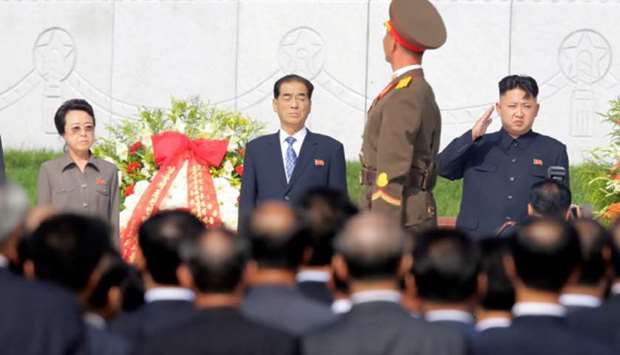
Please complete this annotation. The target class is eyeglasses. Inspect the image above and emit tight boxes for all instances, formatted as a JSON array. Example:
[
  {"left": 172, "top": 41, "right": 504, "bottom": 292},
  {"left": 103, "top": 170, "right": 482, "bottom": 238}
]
[{"left": 68, "top": 124, "right": 95, "bottom": 135}]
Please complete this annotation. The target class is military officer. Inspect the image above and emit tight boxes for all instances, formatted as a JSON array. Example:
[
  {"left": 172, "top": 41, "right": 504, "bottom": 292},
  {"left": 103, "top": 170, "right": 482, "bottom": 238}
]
[
  {"left": 438, "top": 75, "right": 569, "bottom": 237},
  {"left": 360, "top": 0, "right": 447, "bottom": 235}
]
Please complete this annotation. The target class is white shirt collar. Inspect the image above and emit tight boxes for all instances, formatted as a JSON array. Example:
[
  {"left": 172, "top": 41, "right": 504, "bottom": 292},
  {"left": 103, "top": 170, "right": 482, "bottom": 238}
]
[
  {"left": 83, "top": 312, "right": 107, "bottom": 329},
  {"left": 296, "top": 270, "right": 330, "bottom": 283},
  {"left": 611, "top": 282, "right": 620, "bottom": 295},
  {"left": 144, "top": 287, "right": 195, "bottom": 303},
  {"left": 392, "top": 64, "right": 422, "bottom": 79},
  {"left": 332, "top": 299, "right": 352, "bottom": 314},
  {"left": 559, "top": 294, "right": 602, "bottom": 308},
  {"left": 0, "top": 255, "right": 8, "bottom": 268},
  {"left": 476, "top": 317, "right": 511, "bottom": 332},
  {"left": 351, "top": 290, "right": 401, "bottom": 305},
  {"left": 512, "top": 302, "right": 566, "bottom": 318},
  {"left": 425, "top": 309, "right": 474, "bottom": 324},
  {"left": 279, "top": 127, "right": 307, "bottom": 146}
]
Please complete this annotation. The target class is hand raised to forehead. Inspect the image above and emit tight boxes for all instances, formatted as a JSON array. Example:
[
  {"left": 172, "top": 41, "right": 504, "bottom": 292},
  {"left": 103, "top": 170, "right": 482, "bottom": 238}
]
[{"left": 472, "top": 106, "right": 494, "bottom": 141}]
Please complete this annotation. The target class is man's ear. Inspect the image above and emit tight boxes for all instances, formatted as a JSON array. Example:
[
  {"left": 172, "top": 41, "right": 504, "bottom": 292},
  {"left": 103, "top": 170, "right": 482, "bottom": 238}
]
[
  {"left": 176, "top": 265, "right": 194, "bottom": 290},
  {"left": 477, "top": 273, "right": 489, "bottom": 300},
  {"left": 134, "top": 247, "right": 146, "bottom": 273},
  {"left": 398, "top": 254, "right": 413, "bottom": 279},
  {"left": 503, "top": 254, "right": 517, "bottom": 282},
  {"left": 272, "top": 98, "right": 278, "bottom": 113},
  {"left": 332, "top": 255, "right": 349, "bottom": 283},
  {"left": 23, "top": 260, "right": 36, "bottom": 281}
]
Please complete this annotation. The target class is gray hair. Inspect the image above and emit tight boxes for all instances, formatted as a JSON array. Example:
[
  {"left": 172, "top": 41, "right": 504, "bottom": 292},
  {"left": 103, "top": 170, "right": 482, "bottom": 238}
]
[{"left": 0, "top": 182, "right": 29, "bottom": 244}]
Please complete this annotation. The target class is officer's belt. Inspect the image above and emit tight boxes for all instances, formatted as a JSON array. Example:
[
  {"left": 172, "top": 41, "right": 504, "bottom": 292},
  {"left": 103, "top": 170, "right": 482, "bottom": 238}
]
[{"left": 360, "top": 167, "right": 431, "bottom": 190}]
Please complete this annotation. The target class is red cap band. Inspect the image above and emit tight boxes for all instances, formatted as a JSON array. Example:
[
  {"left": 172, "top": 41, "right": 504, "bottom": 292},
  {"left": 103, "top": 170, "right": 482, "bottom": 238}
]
[{"left": 386, "top": 20, "right": 426, "bottom": 54}]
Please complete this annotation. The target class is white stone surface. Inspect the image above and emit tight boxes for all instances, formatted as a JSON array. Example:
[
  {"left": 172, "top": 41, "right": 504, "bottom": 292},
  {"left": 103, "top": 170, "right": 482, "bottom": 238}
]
[{"left": 0, "top": 0, "right": 619, "bottom": 163}]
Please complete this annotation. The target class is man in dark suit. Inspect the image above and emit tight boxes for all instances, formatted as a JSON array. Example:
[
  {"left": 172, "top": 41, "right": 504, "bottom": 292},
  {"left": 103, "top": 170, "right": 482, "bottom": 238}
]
[
  {"left": 25, "top": 213, "right": 129, "bottom": 355},
  {"left": 0, "top": 136, "right": 5, "bottom": 185},
  {"left": 472, "top": 217, "right": 613, "bottom": 355},
  {"left": 475, "top": 238, "right": 514, "bottom": 333},
  {"left": 439, "top": 76, "right": 569, "bottom": 237},
  {"left": 110, "top": 210, "right": 205, "bottom": 345},
  {"left": 562, "top": 219, "right": 620, "bottom": 348},
  {"left": 302, "top": 212, "right": 466, "bottom": 355},
  {"left": 241, "top": 201, "right": 337, "bottom": 335},
  {"left": 0, "top": 184, "right": 86, "bottom": 355},
  {"left": 239, "top": 74, "right": 347, "bottom": 223},
  {"left": 295, "top": 187, "right": 358, "bottom": 305},
  {"left": 135, "top": 228, "right": 298, "bottom": 355},
  {"left": 410, "top": 228, "right": 479, "bottom": 338}
]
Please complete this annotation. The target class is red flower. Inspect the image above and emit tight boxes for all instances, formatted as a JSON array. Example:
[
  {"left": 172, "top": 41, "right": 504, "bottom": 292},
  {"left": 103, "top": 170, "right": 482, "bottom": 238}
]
[
  {"left": 129, "top": 141, "right": 143, "bottom": 155},
  {"left": 127, "top": 162, "right": 142, "bottom": 173},
  {"left": 235, "top": 165, "right": 244, "bottom": 177},
  {"left": 238, "top": 148, "right": 245, "bottom": 157},
  {"left": 124, "top": 184, "right": 135, "bottom": 197}
]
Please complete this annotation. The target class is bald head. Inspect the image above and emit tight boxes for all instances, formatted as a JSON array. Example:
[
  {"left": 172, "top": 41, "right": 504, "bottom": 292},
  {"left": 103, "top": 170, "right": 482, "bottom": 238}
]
[
  {"left": 512, "top": 217, "right": 580, "bottom": 292},
  {"left": 335, "top": 212, "right": 408, "bottom": 281},
  {"left": 245, "top": 201, "right": 306, "bottom": 270},
  {"left": 181, "top": 228, "right": 248, "bottom": 293}
]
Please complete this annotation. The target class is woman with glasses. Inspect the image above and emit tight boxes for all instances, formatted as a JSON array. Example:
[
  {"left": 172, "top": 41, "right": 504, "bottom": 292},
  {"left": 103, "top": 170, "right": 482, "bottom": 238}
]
[{"left": 37, "top": 98, "right": 120, "bottom": 243}]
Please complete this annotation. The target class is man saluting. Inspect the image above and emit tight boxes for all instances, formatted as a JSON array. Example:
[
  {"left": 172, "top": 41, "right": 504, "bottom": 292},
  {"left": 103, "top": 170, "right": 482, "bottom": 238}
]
[
  {"left": 438, "top": 75, "right": 569, "bottom": 237},
  {"left": 360, "top": 0, "right": 447, "bottom": 236}
]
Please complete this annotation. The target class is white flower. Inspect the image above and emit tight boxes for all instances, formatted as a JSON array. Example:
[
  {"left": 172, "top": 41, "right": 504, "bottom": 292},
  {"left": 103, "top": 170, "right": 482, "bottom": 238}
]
[{"left": 116, "top": 142, "right": 128, "bottom": 161}]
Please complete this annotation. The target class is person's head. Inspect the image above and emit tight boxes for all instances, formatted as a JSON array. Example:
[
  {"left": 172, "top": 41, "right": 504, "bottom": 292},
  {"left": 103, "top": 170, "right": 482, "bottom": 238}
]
[
  {"left": 496, "top": 75, "right": 540, "bottom": 138},
  {"left": 86, "top": 251, "right": 132, "bottom": 320},
  {"left": 383, "top": 0, "right": 446, "bottom": 66},
  {"left": 333, "top": 212, "right": 409, "bottom": 283},
  {"left": 479, "top": 238, "right": 515, "bottom": 312},
  {"left": 611, "top": 218, "right": 620, "bottom": 280},
  {"left": 244, "top": 201, "right": 307, "bottom": 271},
  {"left": 296, "top": 187, "right": 358, "bottom": 267},
  {"left": 412, "top": 228, "right": 480, "bottom": 304},
  {"left": 137, "top": 210, "right": 206, "bottom": 286},
  {"left": 509, "top": 217, "right": 580, "bottom": 292},
  {"left": 0, "top": 182, "right": 29, "bottom": 263},
  {"left": 568, "top": 218, "right": 609, "bottom": 288},
  {"left": 272, "top": 74, "right": 313, "bottom": 134},
  {"left": 528, "top": 179, "right": 572, "bottom": 219},
  {"left": 26, "top": 214, "right": 113, "bottom": 295},
  {"left": 179, "top": 228, "right": 249, "bottom": 295},
  {"left": 54, "top": 99, "right": 96, "bottom": 154}
]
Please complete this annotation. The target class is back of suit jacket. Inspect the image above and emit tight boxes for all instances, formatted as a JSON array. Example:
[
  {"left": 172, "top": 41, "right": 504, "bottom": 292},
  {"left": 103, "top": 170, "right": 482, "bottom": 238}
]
[
  {"left": 302, "top": 301, "right": 466, "bottom": 355},
  {"left": 239, "top": 131, "right": 347, "bottom": 222}
]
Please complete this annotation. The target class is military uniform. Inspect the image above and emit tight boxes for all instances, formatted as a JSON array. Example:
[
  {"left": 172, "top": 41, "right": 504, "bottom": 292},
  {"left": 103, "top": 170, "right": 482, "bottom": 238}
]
[
  {"left": 438, "top": 129, "right": 569, "bottom": 237},
  {"left": 361, "top": 69, "right": 441, "bottom": 234},
  {"left": 360, "top": 0, "right": 446, "bottom": 235}
]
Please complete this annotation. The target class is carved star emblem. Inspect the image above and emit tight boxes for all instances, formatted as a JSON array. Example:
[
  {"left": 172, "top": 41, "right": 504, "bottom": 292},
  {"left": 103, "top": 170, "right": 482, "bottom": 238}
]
[
  {"left": 279, "top": 29, "right": 324, "bottom": 76},
  {"left": 34, "top": 29, "right": 75, "bottom": 81},
  {"left": 559, "top": 31, "right": 610, "bottom": 84}
]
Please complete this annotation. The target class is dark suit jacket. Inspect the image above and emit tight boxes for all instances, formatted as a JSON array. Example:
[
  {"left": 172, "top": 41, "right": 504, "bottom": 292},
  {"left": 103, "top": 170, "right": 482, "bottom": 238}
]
[
  {"left": 438, "top": 129, "right": 569, "bottom": 237},
  {"left": 86, "top": 325, "right": 130, "bottom": 355},
  {"left": 238, "top": 130, "right": 347, "bottom": 223},
  {"left": 472, "top": 315, "right": 613, "bottom": 355},
  {"left": 242, "top": 285, "right": 338, "bottom": 336},
  {"left": 302, "top": 301, "right": 466, "bottom": 355},
  {"left": 430, "top": 319, "right": 477, "bottom": 339},
  {"left": 135, "top": 307, "right": 298, "bottom": 355},
  {"left": 297, "top": 280, "right": 333, "bottom": 305},
  {"left": 109, "top": 299, "right": 195, "bottom": 345},
  {"left": 565, "top": 295, "right": 620, "bottom": 348},
  {"left": 0, "top": 268, "right": 86, "bottom": 355}
]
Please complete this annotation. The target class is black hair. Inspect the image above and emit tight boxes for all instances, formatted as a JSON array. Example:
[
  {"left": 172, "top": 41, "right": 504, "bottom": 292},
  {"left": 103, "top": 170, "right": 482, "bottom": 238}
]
[
  {"left": 571, "top": 218, "right": 609, "bottom": 286},
  {"left": 498, "top": 75, "right": 539, "bottom": 99},
  {"left": 182, "top": 228, "right": 249, "bottom": 293},
  {"left": 512, "top": 217, "right": 580, "bottom": 292},
  {"left": 54, "top": 98, "right": 96, "bottom": 135},
  {"left": 87, "top": 252, "right": 131, "bottom": 309},
  {"left": 295, "top": 187, "right": 358, "bottom": 266},
  {"left": 29, "top": 214, "right": 113, "bottom": 292},
  {"left": 412, "top": 228, "right": 480, "bottom": 302},
  {"left": 273, "top": 74, "right": 314, "bottom": 99},
  {"left": 479, "top": 238, "right": 515, "bottom": 311},
  {"left": 138, "top": 210, "right": 206, "bottom": 285},
  {"left": 529, "top": 179, "right": 572, "bottom": 219}
]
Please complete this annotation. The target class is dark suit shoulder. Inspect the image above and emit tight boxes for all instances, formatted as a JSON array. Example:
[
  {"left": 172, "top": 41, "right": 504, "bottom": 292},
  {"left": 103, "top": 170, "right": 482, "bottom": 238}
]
[
  {"left": 246, "top": 133, "right": 278, "bottom": 148},
  {"left": 307, "top": 132, "right": 343, "bottom": 147}
]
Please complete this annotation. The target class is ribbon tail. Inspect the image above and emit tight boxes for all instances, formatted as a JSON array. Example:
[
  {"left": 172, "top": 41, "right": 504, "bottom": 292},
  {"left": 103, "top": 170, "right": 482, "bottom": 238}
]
[{"left": 187, "top": 157, "right": 223, "bottom": 227}]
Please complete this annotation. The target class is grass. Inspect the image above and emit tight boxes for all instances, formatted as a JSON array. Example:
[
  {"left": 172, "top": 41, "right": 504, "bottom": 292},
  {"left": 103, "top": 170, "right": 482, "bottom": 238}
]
[{"left": 6, "top": 150, "right": 608, "bottom": 217}]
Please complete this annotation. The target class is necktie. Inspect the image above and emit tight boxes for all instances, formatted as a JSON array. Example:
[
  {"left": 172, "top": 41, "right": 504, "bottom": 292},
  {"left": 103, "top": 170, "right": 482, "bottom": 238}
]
[{"left": 285, "top": 136, "right": 297, "bottom": 182}]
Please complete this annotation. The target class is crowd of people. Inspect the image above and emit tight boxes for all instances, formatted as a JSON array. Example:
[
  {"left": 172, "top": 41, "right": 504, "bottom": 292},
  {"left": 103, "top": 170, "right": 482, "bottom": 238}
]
[{"left": 1, "top": 179, "right": 620, "bottom": 355}]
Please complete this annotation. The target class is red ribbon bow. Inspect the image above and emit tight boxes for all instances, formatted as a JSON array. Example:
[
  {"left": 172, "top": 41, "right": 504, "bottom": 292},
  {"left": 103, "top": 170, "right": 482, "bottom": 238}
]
[{"left": 152, "top": 131, "right": 229, "bottom": 168}]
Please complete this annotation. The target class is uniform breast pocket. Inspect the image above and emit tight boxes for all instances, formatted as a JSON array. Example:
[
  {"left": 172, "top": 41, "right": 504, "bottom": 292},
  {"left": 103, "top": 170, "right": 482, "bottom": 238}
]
[
  {"left": 95, "top": 185, "right": 110, "bottom": 212},
  {"left": 529, "top": 165, "right": 547, "bottom": 179},
  {"left": 51, "top": 187, "right": 77, "bottom": 207}
]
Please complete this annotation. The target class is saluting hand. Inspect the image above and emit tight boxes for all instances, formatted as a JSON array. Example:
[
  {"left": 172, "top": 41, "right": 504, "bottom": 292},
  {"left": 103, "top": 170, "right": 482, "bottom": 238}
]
[{"left": 472, "top": 106, "right": 494, "bottom": 141}]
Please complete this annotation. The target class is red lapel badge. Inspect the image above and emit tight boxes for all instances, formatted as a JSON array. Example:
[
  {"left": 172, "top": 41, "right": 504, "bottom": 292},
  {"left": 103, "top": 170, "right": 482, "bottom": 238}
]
[
  {"left": 314, "top": 159, "right": 325, "bottom": 167},
  {"left": 96, "top": 178, "right": 106, "bottom": 186},
  {"left": 533, "top": 159, "right": 543, "bottom": 166}
]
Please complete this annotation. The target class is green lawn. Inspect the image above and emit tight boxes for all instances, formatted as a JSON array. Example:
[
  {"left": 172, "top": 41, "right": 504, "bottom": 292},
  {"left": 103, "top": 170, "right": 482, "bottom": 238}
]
[{"left": 7, "top": 150, "right": 607, "bottom": 217}]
